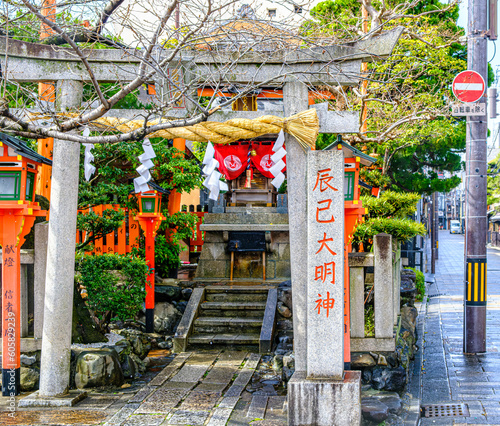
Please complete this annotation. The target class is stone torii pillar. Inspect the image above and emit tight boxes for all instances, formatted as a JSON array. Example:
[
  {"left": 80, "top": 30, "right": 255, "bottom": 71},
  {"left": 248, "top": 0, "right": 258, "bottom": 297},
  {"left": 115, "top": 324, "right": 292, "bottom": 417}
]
[{"left": 23, "top": 80, "right": 84, "bottom": 405}]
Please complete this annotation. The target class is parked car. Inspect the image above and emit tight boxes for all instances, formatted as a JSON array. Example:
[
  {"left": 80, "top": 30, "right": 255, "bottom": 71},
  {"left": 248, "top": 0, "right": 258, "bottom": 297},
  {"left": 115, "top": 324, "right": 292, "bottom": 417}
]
[{"left": 450, "top": 220, "right": 462, "bottom": 234}]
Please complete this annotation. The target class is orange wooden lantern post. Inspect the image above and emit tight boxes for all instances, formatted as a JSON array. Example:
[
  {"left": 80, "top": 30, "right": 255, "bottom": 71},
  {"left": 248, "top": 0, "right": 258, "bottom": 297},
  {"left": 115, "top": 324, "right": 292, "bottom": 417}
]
[
  {"left": 327, "top": 136, "right": 377, "bottom": 369},
  {"left": 134, "top": 187, "right": 166, "bottom": 333},
  {"left": 0, "top": 133, "right": 51, "bottom": 396}
]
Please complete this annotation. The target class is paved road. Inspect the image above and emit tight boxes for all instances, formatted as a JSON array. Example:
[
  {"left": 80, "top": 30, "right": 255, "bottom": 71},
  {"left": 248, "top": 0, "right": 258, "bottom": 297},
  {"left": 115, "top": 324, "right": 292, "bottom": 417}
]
[{"left": 419, "top": 230, "right": 500, "bottom": 425}]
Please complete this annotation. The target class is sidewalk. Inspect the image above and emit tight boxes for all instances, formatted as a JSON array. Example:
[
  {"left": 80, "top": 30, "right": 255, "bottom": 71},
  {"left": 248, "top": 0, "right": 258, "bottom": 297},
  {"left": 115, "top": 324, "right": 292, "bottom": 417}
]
[{"left": 415, "top": 230, "right": 500, "bottom": 425}]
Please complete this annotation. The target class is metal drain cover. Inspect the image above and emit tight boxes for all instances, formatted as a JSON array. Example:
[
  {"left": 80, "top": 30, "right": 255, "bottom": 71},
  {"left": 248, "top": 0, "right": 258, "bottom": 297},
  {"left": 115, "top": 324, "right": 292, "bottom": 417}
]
[{"left": 421, "top": 403, "right": 470, "bottom": 418}]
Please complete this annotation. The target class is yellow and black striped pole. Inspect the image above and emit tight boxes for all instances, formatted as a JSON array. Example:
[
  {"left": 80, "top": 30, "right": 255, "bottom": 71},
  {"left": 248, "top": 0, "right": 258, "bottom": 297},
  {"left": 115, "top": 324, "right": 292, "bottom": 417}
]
[{"left": 466, "top": 259, "right": 487, "bottom": 305}]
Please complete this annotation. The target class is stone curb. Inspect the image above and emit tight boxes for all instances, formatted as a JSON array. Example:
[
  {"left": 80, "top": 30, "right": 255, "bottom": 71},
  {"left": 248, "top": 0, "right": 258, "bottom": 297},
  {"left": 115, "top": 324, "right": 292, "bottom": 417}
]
[{"left": 403, "top": 293, "right": 427, "bottom": 425}]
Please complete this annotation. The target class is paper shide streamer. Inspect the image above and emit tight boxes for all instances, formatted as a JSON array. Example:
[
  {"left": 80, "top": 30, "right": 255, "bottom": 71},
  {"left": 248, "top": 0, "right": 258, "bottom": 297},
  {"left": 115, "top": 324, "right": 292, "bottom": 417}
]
[
  {"left": 202, "top": 141, "right": 228, "bottom": 201},
  {"left": 134, "top": 139, "right": 156, "bottom": 193},
  {"left": 82, "top": 127, "right": 96, "bottom": 182},
  {"left": 270, "top": 130, "right": 286, "bottom": 189}
]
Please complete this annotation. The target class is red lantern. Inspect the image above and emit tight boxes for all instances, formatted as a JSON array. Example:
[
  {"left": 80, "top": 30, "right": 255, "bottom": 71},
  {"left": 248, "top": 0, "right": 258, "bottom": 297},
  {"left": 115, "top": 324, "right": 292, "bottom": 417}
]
[
  {"left": 134, "top": 187, "right": 166, "bottom": 333},
  {"left": 0, "top": 133, "right": 50, "bottom": 396}
]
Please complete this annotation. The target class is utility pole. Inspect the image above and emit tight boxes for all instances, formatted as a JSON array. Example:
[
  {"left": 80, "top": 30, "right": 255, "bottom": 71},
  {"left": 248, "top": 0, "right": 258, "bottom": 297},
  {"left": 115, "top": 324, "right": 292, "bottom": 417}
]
[
  {"left": 434, "top": 192, "right": 439, "bottom": 260},
  {"left": 464, "top": 0, "right": 488, "bottom": 353},
  {"left": 431, "top": 196, "right": 436, "bottom": 274}
]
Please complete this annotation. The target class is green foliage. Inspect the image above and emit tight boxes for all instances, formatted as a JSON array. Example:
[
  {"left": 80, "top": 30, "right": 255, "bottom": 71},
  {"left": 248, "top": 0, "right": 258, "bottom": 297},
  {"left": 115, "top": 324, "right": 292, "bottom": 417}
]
[
  {"left": 83, "top": 83, "right": 152, "bottom": 110},
  {"left": 307, "top": 0, "right": 466, "bottom": 194},
  {"left": 359, "top": 169, "right": 391, "bottom": 189},
  {"left": 387, "top": 120, "right": 465, "bottom": 194},
  {"left": 352, "top": 217, "right": 426, "bottom": 251},
  {"left": 76, "top": 208, "right": 125, "bottom": 251},
  {"left": 165, "top": 212, "right": 199, "bottom": 243},
  {"left": 488, "top": 153, "right": 500, "bottom": 205},
  {"left": 408, "top": 267, "right": 426, "bottom": 301},
  {"left": 131, "top": 213, "right": 199, "bottom": 276},
  {"left": 364, "top": 305, "right": 375, "bottom": 337},
  {"left": 77, "top": 253, "right": 148, "bottom": 332},
  {"left": 77, "top": 138, "right": 202, "bottom": 268},
  {"left": 154, "top": 235, "right": 182, "bottom": 275},
  {"left": 278, "top": 180, "right": 287, "bottom": 194},
  {"left": 354, "top": 191, "right": 425, "bottom": 250},
  {"left": 362, "top": 191, "right": 421, "bottom": 220}
]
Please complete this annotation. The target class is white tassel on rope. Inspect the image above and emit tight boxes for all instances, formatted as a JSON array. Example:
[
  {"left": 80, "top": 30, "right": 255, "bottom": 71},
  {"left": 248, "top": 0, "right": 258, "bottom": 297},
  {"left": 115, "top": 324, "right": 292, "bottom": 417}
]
[
  {"left": 202, "top": 142, "right": 228, "bottom": 201},
  {"left": 82, "top": 127, "right": 96, "bottom": 181},
  {"left": 134, "top": 138, "right": 156, "bottom": 193},
  {"left": 270, "top": 130, "right": 286, "bottom": 189}
]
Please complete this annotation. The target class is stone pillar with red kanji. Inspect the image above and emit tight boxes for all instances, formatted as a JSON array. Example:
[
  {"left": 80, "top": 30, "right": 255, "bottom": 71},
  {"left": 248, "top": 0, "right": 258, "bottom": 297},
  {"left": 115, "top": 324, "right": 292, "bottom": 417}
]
[
  {"left": 306, "top": 149, "right": 345, "bottom": 379},
  {"left": 288, "top": 146, "right": 361, "bottom": 426}
]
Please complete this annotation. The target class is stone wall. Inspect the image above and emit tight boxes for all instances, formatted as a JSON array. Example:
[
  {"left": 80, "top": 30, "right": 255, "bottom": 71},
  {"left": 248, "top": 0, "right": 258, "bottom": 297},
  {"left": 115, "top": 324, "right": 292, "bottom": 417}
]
[{"left": 351, "top": 305, "right": 418, "bottom": 393}]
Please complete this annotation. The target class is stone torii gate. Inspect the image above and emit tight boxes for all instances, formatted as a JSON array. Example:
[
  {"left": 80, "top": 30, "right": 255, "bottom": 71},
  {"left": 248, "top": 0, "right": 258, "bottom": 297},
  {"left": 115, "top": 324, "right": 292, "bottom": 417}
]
[{"left": 1, "top": 29, "right": 401, "bottom": 418}]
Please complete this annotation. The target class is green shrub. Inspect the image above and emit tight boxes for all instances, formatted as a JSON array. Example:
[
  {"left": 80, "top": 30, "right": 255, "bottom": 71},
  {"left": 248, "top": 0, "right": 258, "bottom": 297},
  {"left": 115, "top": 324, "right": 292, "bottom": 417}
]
[
  {"left": 361, "top": 191, "right": 421, "bottom": 220},
  {"left": 364, "top": 305, "right": 375, "bottom": 337},
  {"left": 408, "top": 267, "right": 425, "bottom": 301},
  {"left": 154, "top": 234, "right": 182, "bottom": 276},
  {"left": 359, "top": 169, "right": 391, "bottom": 189},
  {"left": 77, "top": 253, "right": 148, "bottom": 332},
  {"left": 352, "top": 217, "right": 426, "bottom": 251}
]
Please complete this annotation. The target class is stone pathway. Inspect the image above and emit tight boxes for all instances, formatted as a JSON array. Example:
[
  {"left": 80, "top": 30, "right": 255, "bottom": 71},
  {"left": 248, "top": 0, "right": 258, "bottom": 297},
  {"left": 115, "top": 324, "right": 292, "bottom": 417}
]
[
  {"left": 104, "top": 351, "right": 286, "bottom": 426},
  {"left": 0, "top": 350, "right": 286, "bottom": 426},
  {"left": 417, "top": 230, "right": 500, "bottom": 425}
]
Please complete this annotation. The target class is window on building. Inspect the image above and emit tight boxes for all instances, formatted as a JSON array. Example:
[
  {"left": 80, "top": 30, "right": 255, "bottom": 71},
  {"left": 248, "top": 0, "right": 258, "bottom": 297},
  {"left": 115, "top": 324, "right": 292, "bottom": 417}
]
[
  {"left": 294, "top": 5, "right": 303, "bottom": 13},
  {"left": 268, "top": 9, "right": 276, "bottom": 18}
]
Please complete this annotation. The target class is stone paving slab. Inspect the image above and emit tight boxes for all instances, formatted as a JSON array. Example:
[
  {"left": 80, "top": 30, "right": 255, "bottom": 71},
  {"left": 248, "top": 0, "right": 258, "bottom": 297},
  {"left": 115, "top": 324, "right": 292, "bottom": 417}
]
[
  {"left": 185, "top": 352, "right": 220, "bottom": 365},
  {"left": 246, "top": 396, "right": 268, "bottom": 419},
  {"left": 104, "top": 402, "right": 141, "bottom": 426},
  {"left": 195, "top": 383, "right": 229, "bottom": 393},
  {"left": 165, "top": 410, "right": 209, "bottom": 425},
  {"left": 224, "top": 385, "right": 246, "bottom": 398},
  {"left": 122, "top": 414, "right": 164, "bottom": 426},
  {"left": 217, "top": 351, "right": 248, "bottom": 365},
  {"left": 203, "top": 366, "right": 238, "bottom": 384},
  {"left": 135, "top": 388, "right": 191, "bottom": 415},
  {"left": 232, "top": 370, "right": 254, "bottom": 387},
  {"left": 0, "top": 410, "right": 108, "bottom": 425},
  {"left": 178, "top": 390, "right": 222, "bottom": 411},
  {"left": 170, "top": 365, "right": 212, "bottom": 383},
  {"left": 73, "top": 395, "right": 117, "bottom": 410},
  {"left": 160, "top": 381, "right": 197, "bottom": 390},
  {"left": 129, "top": 386, "right": 156, "bottom": 403},
  {"left": 217, "top": 396, "right": 240, "bottom": 409},
  {"left": 205, "top": 407, "right": 234, "bottom": 426},
  {"left": 149, "top": 352, "right": 192, "bottom": 387}
]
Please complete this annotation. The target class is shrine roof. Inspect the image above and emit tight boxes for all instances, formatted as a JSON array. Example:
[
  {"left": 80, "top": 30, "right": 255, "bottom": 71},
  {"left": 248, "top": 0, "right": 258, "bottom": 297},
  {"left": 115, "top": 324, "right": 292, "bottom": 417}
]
[
  {"left": 324, "top": 140, "right": 376, "bottom": 166},
  {"left": 0, "top": 132, "right": 52, "bottom": 166}
]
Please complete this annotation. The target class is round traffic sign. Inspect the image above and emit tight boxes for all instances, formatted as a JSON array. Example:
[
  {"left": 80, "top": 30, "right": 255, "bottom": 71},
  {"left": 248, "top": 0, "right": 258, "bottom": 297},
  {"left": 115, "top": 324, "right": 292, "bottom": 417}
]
[{"left": 452, "top": 70, "right": 485, "bottom": 103}]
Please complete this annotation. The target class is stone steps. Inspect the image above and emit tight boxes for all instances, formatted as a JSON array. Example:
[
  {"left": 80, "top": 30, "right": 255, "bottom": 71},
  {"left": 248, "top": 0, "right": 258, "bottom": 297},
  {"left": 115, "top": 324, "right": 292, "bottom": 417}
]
[
  {"left": 200, "top": 309, "right": 264, "bottom": 318},
  {"left": 205, "top": 286, "right": 269, "bottom": 293},
  {"left": 188, "top": 333, "right": 260, "bottom": 345},
  {"left": 193, "top": 317, "right": 263, "bottom": 334},
  {"left": 200, "top": 301, "right": 267, "bottom": 310},
  {"left": 175, "top": 286, "right": 277, "bottom": 353},
  {"left": 194, "top": 317, "right": 263, "bottom": 327},
  {"left": 205, "top": 292, "right": 268, "bottom": 302}
]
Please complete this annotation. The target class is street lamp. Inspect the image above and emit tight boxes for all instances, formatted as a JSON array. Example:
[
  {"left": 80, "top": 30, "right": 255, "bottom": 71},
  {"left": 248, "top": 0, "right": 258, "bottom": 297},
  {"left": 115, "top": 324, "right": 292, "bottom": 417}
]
[
  {"left": 134, "top": 184, "right": 167, "bottom": 333},
  {"left": 0, "top": 133, "right": 51, "bottom": 396}
]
